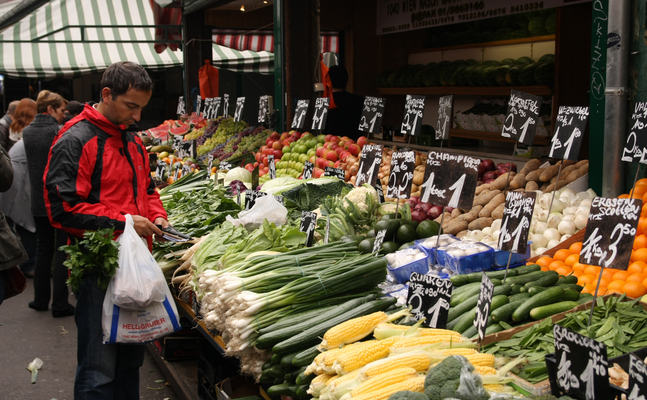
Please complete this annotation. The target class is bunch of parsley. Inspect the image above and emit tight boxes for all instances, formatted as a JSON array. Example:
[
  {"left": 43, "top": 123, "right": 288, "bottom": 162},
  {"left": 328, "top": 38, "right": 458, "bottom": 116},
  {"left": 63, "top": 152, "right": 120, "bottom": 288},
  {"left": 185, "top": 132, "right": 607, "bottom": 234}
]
[{"left": 59, "top": 228, "right": 120, "bottom": 292}]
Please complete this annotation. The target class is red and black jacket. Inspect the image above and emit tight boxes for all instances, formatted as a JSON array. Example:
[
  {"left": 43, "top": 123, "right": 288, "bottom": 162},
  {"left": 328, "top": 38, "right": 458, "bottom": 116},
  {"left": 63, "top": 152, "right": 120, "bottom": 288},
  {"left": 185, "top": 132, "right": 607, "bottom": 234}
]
[{"left": 44, "top": 104, "right": 166, "bottom": 244}]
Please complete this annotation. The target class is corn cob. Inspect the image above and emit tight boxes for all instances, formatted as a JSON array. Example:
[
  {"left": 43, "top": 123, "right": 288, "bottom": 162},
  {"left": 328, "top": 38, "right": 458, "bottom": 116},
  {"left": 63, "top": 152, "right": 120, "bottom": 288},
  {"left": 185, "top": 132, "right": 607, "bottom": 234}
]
[
  {"left": 466, "top": 353, "right": 496, "bottom": 367},
  {"left": 321, "top": 341, "right": 376, "bottom": 374},
  {"left": 348, "top": 376, "right": 426, "bottom": 400},
  {"left": 474, "top": 366, "right": 498, "bottom": 375},
  {"left": 320, "top": 312, "right": 390, "bottom": 350},
  {"left": 388, "top": 335, "right": 461, "bottom": 349},
  {"left": 360, "top": 351, "right": 430, "bottom": 380},
  {"left": 308, "top": 373, "right": 336, "bottom": 396},
  {"left": 331, "top": 337, "right": 399, "bottom": 375},
  {"left": 326, "top": 368, "right": 360, "bottom": 391},
  {"left": 348, "top": 368, "right": 419, "bottom": 398},
  {"left": 440, "top": 348, "right": 478, "bottom": 356},
  {"left": 373, "top": 323, "right": 463, "bottom": 341}
]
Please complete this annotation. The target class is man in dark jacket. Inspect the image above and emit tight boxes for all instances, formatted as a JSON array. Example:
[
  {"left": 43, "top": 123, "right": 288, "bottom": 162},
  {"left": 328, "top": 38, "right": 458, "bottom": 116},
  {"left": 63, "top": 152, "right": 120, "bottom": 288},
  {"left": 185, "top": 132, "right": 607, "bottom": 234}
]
[
  {"left": 44, "top": 62, "right": 169, "bottom": 399},
  {"left": 0, "top": 101, "right": 19, "bottom": 151},
  {"left": 324, "top": 65, "right": 365, "bottom": 141}
]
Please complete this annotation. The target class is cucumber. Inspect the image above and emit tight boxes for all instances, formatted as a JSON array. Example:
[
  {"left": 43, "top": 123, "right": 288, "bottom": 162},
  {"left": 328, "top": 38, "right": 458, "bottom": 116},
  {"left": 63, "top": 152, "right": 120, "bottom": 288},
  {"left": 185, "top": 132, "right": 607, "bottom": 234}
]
[
  {"left": 527, "top": 286, "right": 548, "bottom": 295},
  {"left": 262, "top": 361, "right": 273, "bottom": 371},
  {"left": 557, "top": 275, "right": 578, "bottom": 285},
  {"left": 256, "top": 294, "right": 376, "bottom": 350},
  {"left": 562, "top": 288, "right": 580, "bottom": 302},
  {"left": 264, "top": 365, "right": 287, "bottom": 380},
  {"left": 468, "top": 321, "right": 504, "bottom": 339},
  {"left": 491, "top": 278, "right": 503, "bottom": 286},
  {"left": 507, "top": 271, "right": 557, "bottom": 286},
  {"left": 557, "top": 283, "right": 584, "bottom": 292},
  {"left": 452, "top": 295, "right": 508, "bottom": 333},
  {"left": 450, "top": 275, "right": 470, "bottom": 286},
  {"left": 292, "top": 345, "right": 320, "bottom": 367},
  {"left": 272, "top": 297, "right": 397, "bottom": 354},
  {"left": 509, "top": 284, "right": 523, "bottom": 295},
  {"left": 463, "top": 317, "right": 495, "bottom": 338},
  {"left": 270, "top": 352, "right": 282, "bottom": 365},
  {"left": 519, "top": 286, "right": 528, "bottom": 293},
  {"left": 450, "top": 285, "right": 481, "bottom": 307},
  {"left": 493, "top": 283, "right": 513, "bottom": 297},
  {"left": 452, "top": 281, "right": 481, "bottom": 296},
  {"left": 466, "top": 271, "right": 510, "bottom": 283},
  {"left": 491, "top": 299, "right": 529, "bottom": 322},
  {"left": 512, "top": 287, "right": 564, "bottom": 322},
  {"left": 486, "top": 268, "right": 519, "bottom": 280},
  {"left": 281, "top": 350, "right": 303, "bottom": 368},
  {"left": 577, "top": 293, "right": 594, "bottom": 304},
  {"left": 448, "top": 295, "right": 479, "bottom": 323},
  {"left": 296, "top": 384, "right": 310, "bottom": 399},
  {"left": 513, "top": 264, "right": 542, "bottom": 275},
  {"left": 295, "top": 368, "right": 315, "bottom": 385},
  {"left": 446, "top": 315, "right": 461, "bottom": 331},
  {"left": 508, "top": 292, "right": 532, "bottom": 303},
  {"left": 529, "top": 301, "right": 580, "bottom": 320},
  {"left": 524, "top": 272, "right": 560, "bottom": 288},
  {"left": 287, "top": 368, "right": 302, "bottom": 382}
]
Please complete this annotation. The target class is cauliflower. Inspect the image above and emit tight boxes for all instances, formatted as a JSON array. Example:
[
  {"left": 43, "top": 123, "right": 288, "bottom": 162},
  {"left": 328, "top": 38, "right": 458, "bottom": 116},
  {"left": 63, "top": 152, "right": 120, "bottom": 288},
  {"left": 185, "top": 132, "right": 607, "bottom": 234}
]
[
  {"left": 344, "top": 185, "right": 378, "bottom": 212},
  {"left": 424, "top": 356, "right": 489, "bottom": 400}
]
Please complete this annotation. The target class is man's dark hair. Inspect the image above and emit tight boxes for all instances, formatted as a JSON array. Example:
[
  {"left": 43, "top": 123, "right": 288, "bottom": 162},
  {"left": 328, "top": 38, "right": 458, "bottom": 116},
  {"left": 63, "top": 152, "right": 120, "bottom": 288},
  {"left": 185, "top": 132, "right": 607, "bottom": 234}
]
[
  {"left": 328, "top": 65, "right": 348, "bottom": 89},
  {"left": 66, "top": 100, "right": 84, "bottom": 116},
  {"left": 100, "top": 61, "right": 153, "bottom": 101}
]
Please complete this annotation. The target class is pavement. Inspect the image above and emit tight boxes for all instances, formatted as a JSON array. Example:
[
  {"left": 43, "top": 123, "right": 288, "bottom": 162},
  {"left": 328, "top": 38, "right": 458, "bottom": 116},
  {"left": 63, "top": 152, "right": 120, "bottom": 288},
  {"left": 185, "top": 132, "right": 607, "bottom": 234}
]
[{"left": 0, "top": 277, "right": 180, "bottom": 400}]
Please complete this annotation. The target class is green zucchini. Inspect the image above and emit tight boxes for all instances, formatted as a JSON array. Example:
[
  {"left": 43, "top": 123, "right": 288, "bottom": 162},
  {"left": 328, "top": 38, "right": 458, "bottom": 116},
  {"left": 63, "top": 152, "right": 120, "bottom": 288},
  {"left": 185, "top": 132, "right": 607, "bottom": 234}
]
[
  {"left": 452, "top": 281, "right": 481, "bottom": 296},
  {"left": 272, "top": 297, "right": 397, "bottom": 354},
  {"left": 264, "top": 365, "right": 287, "bottom": 380},
  {"left": 295, "top": 367, "right": 314, "bottom": 385},
  {"left": 270, "top": 352, "right": 282, "bottom": 365},
  {"left": 577, "top": 293, "right": 594, "bottom": 304},
  {"left": 508, "top": 292, "right": 532, "bottom": 303},
  {"left": 509, "top": 284, "right": 523, "bottom": 294},
  {"left": 513, "top": 264, "right": 542, "bottom": 275},
  {"left": 491, "top": 299, "right": 529, "bottom": 322},
  {"left": 450, "top": 274, "right": 470, "bottom": 286},
  {"left": 507, "top": 270, "right": 557, "bottom": 286},
  {"left": 527, "top": 286, "right": 548, "bottom": 295},
  {"left": 557, "top": 275, "right": 578, "bottom": 285},
  {"left": 562, "top": 288, "right": 580, "bottom": 301},
  {"left": 281, "top": 350, "right": 303, "bottom": 368},
  {"left": 557, "top": 283, "right": 584, "bottom": 292},
  {"left": 486, "top": 268, "right": 519, "bottom": 280},
  {"left": 446, "top": 315, "right": 461, "bottom": 331},
  {"left": 524, "top": 272, "right": 560, "bottom": 287},
  {"left": 256, "top": 294, "right": 376, "bottom": 350},
  {"left": 529, "top": 301, "right": 580, "bottom": 320},
  {"left": 512, "top": 287, "right": 564, "bottom": 322},
  {"left": 292, "top": 345, "right": 320, "bottom": 367}
]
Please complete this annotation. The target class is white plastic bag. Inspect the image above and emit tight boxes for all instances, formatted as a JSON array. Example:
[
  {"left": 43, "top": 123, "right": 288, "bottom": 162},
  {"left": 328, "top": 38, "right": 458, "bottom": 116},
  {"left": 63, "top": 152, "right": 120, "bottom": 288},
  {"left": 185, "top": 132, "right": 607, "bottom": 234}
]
[
  {"left": 102, "top": 287, "right": 180, "bottom": 344},
  {"left": 110, "top": 214, "right": 167, "bottom": 309},
  {"left": 226, "top": 194, "right": 287, "bottom": 231}
]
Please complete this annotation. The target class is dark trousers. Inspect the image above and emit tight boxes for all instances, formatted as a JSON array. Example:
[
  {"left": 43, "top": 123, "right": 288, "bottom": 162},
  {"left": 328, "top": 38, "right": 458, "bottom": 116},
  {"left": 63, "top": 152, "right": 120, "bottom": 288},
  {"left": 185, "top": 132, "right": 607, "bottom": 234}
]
[{"left": 32, "top": 216, "right": 71, "bottom": 311}]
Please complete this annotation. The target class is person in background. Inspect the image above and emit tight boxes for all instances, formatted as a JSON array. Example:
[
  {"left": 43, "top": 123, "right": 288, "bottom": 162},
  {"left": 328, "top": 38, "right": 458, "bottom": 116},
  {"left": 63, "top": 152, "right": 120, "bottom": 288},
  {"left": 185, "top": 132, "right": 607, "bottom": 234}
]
[
  {"left": 0, "top": 99, "right": 37, "bottom": 278},
  {"left": 63, "top": 100, "right": 84, "bottom": 122},
  {"left": 44, "top": 62, "right": 169, "bottom": 399},
  {"left": 324, "top": 65, "right": 365, "bottom": 141},
  {"left": 0, "top": 100, "right": 20, "bottom": 151},
  {"left": 23, "top": 90, "right": 74, "bottom": 317}
]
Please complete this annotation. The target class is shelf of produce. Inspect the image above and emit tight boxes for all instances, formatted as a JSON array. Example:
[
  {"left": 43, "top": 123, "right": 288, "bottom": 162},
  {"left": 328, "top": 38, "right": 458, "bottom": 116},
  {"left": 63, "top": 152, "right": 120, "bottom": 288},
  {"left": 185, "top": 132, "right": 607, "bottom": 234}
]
[
  {"left": 527, "top": 228, "right": 586, "bottom": 263},
  {"left": 449, "top": 129, "right": 550, "bottom": 146},
  {"left": 376, "top": 86, "right": 552, "bottom": 96},
  {"left": 409, "top": 35, "right": 556, "bottom": 53}
]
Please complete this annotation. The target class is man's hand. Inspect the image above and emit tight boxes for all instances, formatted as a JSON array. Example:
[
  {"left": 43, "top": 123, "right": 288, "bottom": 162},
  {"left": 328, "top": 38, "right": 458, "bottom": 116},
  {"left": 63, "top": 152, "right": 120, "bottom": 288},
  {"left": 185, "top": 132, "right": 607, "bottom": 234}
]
[
  {"left": 153, "top": 217, "right": 170, "bottom": 242},
  {"left": 131, "top": 215, "right": 164, "bottom": 237}
]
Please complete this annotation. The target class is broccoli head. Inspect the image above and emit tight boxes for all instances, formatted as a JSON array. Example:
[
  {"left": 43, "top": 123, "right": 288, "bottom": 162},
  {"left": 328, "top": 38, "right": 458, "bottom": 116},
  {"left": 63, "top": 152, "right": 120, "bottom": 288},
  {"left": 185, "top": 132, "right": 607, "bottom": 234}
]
[
  {"left": 424, "top": 356, "right": 472, "bottom": 400},
  {"left": 387, "top": 390, "right": 430, "bottom": 400}
]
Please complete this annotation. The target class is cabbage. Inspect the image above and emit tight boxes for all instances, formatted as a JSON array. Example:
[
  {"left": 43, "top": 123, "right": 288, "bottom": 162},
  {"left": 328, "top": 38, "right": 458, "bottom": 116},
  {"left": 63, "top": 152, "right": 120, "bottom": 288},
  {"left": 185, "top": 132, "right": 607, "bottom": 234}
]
[{"left": 225, "top": 167, "right": 252, "bottom": 184}]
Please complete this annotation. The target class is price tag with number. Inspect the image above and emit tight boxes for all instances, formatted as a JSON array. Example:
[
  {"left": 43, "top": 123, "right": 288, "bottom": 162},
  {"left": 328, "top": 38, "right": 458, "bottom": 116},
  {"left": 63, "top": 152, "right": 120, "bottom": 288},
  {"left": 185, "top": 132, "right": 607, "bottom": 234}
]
[
  {"left": 173, "top": 164, "right": 180, "bottom": 181},
  {"left": 553, "top": 325, "right": 609, "bottom": 400},
  {"left": 155, "top": 160, "right": 167, "bottom": 180},
  {"left": 172, "top": 135, "right": 197, "bottom": 159},
  {"left": 436, "top": 95, "right": 453, "bottom": 140},
  {"left": 312, "top": 97, "right": 330, "bottom": 130},
  {"left": 292, "top": 100, "right": 310, "bottom": 130},
  {"left": 501, "top": 90, "right": 542, "bottom": 146},
  {"left": 549, "top": 106, "right": 589, "bottom": 160},
  {"left": 202, "top": 98, "right": 213, "bottom": 119},
  {"left": 386, "top": 151, "right": 415, "bottom": 200},
  {"left": 213, "top": 97, "right": 222, "bottom": 118},
  {"left": 498, "top": 191, "right": 536, "bottom": 254},
  {"left": 302, "top": 161, "right": 314, "bottom": 180},
  {"left": 300, "top": 211, "right": 317, "bottom": 247},
  {"left": 182, "top": 163, "right": 191, "bottom": 177},
  {"left": 355, "top": 144, "right": 383, "bottom": 187},
  {"left": 244, "top": 190, "right": 267, "bottom": 210},
  {"left": 629, "top": 353, "right": 647, "bottom": 400},
  {"left": 421, "top": 151, "right": 480, "bottom": 209},
  {"left": 474, "top": 274, "right": 494, "bottom": 341},
  {"left": 407, "top": 272, "right": 453, "bottom": 329},
  {"left": 274, "top": 195, "right": 284, "bottom": 205},
  {"left": 220, "top": 161, "right": 232, "bottom": 171},
  {"left": 252, "top": 164, "right": 259, "bottom": 189},
  {"left": 234, "top": 97, "right": 245, "bottom": 122},
  {"left": 373, "top": 229, "right": 387, "bottom": 255},
  {"left": 223, "top": 94, "right": 230, "bottom": 117},
  {"left": 268, "top": 155, "right": 276, "bottom": 179},
  {"left": 176, "top": 96, "right": 185, "bottom": 115},
  {"left": 258, "top": 95, "right": 272, "bottom": 124},
  {"left": 622, "top": 102, "right": 647, "bottom": 164},
  {"left": 206, "top": 155, "right": 214, "bottom": 179},
  {"left": 401, "top": 95, "right": 425, "bottom": 136},
  {"left": 358, "top": 96, "right": 387, "bottom": 134},
  {"left": 373, "top": 183, "right": 384, "bottom": 203},
  {"left": 196, "top": 95, "right": 202, "bottom": 116},
  {"left": 324, "top": 167, "right": 345, "bottom": 180},
  {"left": 579, "top": 197, "right": 641, "bottom": 270}
]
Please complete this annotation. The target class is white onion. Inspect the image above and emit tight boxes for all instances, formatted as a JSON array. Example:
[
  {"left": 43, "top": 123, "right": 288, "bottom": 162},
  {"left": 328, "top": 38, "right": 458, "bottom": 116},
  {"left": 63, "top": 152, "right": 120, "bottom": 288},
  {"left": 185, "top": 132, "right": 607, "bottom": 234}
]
[
  {"left": 492, "top": 229, "right": 500, "bottom": 241},
  {"left": 563, "top": 206, "right": 577, "bottom": 216},
  {"left": 561, "top": 234, "right": 572, "bottom": 242},
  {"left": 491, "top": 219, "right": 502, "bottom": 231},
  {"left": 467, "top": 230, "right": 486, "bottom": 241},
  {"left": 576, "top": 191, "right": 591, "bottom": 201},
  {"left": 563, "top": 214, "right": 575, "bottom": 222},
  {"left": 464, "top": 247, "right": 482, "bottom": 256},
  {"left": 547, "top": 239, "right": 561, "bottom": 249},
  {"left": 549, "top": 198, "right": 566, "bottom": 213},
  {"left": 560, "top": 188, "right": 576, "bottom": 198},
  {"left": 535, "top": 247, "right": 548, "bottom": 255},
  {"left": 386, "top": 254, "right": 397, "bottom": 265},
  {"left": 587, "top": 188, "right": 597, "bottom": 198},
  {"left": 560, "top": 190, "right": 576, "bottom": 205},
  {"left": 574, "top": 213, "right": 588, "bottom": 230},
  {"left": 530, "top": 234, "right": 548, "bottom": 250},
  {"left": 532, "top": 220, "right": 549, "bottom": 235},
  {"left": 579, "top": 198, "right": 592, "bottom": 209},
  {"left": 547, "top": 213, "right": 563, "bottom": 229},
  {"left": 539, "top": 193, "right": 554, "bottom": 210},
  {"left": 482, "top": 227, "right": 493, "bottom": 236},
  {"left": 536, "top": 209, "right": 549, "bottom": 222},
  {"left": 543, "top": 228, "right": 561, "bottom": 242},
  {"left": 558, "top": 219, "right": 576, "bottom": 235}
]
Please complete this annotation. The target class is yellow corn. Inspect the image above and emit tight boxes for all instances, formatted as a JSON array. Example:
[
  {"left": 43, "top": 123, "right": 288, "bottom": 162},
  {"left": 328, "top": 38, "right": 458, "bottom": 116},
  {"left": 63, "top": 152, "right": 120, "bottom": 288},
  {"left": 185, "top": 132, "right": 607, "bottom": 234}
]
[
  {"left": 373, "top": 323, "right": 463, "bottom": 341},
  {"left": 308, "top": 374, "right": 336, "bottom": 396},
  {"left": 474, "top": 366, "right": 498, "bottom": 375},
  {"left": 361, "top": 352, "right": 430, "bottom": 380},
  {"left": 466, "top": 353, "right": 496, "bottom": 367},
  {"left": 350, "top": 368, "right": 419, "bottom": 397},
  {"left": 389, "top": 335, "right": 459, "bottom": 349},
  {"left": 484, "top": 384, "right": 507, "bottom": 392},
  {"left": 320, "top": 312, "right": 389, "bottom": 350},
  {"left": 440, "top": 348, "right": 478, "bottom": 356},
  {"left": 349, "top": 376, "right": 426, "bottom": 400},
  {"left": 332, "top": 337, "right": 399, "bottom": 375},
  {"left": 327, "top": 368, "right": 360, "bottom": 389}
]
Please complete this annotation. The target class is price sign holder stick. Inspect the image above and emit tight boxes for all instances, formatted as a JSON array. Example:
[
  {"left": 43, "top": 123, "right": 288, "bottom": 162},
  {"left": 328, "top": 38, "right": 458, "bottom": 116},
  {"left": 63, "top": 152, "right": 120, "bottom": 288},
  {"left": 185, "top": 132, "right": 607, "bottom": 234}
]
[
  {"left": 629, "top": 163, "right": 644, "bottom": 199},
  {"left": 501, "top": 143, "right": 518, "bottom": 196},
  {"left": 394, "top": 198, "right": 401, "bottom": 221},
  {"left": 431, "top": 206, "right": 447, "bottom": 268},
  {"left": 502, "top": 252, "right": 514, "bottom": 284},
  {"left": 545, "top": 162, "right": 564, "bottom": 222},
  {"left": 589, "top": 259, "right": 607, "bottom": 327}
]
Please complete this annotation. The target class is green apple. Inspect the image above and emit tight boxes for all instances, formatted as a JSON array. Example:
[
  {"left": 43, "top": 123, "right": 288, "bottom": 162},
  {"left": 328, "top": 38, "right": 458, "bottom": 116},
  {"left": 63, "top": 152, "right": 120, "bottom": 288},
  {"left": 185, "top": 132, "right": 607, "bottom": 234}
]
[
  {"left": 307, "top": 149, "right": 316, "bottom": 157},
  {"left": 317, "top": 134, "right": 326, "bottom": 143}
]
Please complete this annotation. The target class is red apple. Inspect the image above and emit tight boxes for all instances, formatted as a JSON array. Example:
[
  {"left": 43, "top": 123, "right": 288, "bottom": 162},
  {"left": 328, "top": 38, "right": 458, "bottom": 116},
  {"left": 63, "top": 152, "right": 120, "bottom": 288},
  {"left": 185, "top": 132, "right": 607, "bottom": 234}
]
[
  {"left": 314, "top": 167, "right": 324, "bottom": 178},
  {"left": 259, "top": 170, "right": 267, "bottom": 176},
  {"left": 272, "top": 149, "right": 283, "bottom": 159},
  {"left": 347, "top": 144, "right": 360, "bottom": 157},
  {"left": 280, "top": 132, "right": 290, "bottom": 141},
  {"left": 316, "top": 147, "right": 325, "bottom": 157},
  {"left": 326, "top": 160, "right": 335, "bottom": 168},
  {"left": 309, "top": 155, "right": 316, "bottom": 163},
  {"left": 316, "top": 158, "right": 328, "bottom": 169},
  {"left": 330, "top": 143, "right": 340, "bottom": 151},
  {"left": 334, "top": 160, "right": 342, "bottom": 168},
  {"left": 326, "top": 151, "right": 338, "bottom": 162},
  {"left": 266, "top": 138, "right": 274, "bottom": 146},
  {"left": 262, "top": 147, "right": 274, "bottom": 156},
  {"left": 357, "top": 136, "right": 368, "bottom": 147},
  {"left": 261, "top": 156, "right": 268, "bottom": 166},
  {"left": 339, "top": 150, "right": 351, "bottom": 160},
  {"left": 330, "top": 136, "right": 341, "bottom": 144},
  {"left": 245, "top": 163, "right": 254, "bottom": 170},
  {"left": 270, "top": 131, "right": 280, "bottom": 140},
  {"left": 253, "top": 162, "right": 259, "bottom": 167},
  {"left": 272, "top": 141, "right": 283, "bottom": 150},
  {"left": 324, "top": 134, "right": 334, "bottom": 142}
]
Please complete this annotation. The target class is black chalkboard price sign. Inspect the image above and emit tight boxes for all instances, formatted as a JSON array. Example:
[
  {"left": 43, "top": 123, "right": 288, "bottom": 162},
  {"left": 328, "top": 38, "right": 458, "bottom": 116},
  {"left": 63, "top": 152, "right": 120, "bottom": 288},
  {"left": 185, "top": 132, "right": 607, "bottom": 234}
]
[
  {"left": 373, "top": 229, "right": 387, "bottom": 255},
  {"left": 172, "top": 135, "right": 196, "bottom": 159},
  {"left": 553, "top": 324, "right": 609, "bottom": 400},
  {"left": 400, "top": 95, "right": 425, "bottom": 136},
  {"left": 312, "top": 97, "right": 330, "bottom": 130},
  {"left": 155, "top": 160, "right": 167, "bottom": 180},
  {"left": 407, "top": 272, "right": 453, "bottom": 329},
  {"left": 223, "top": 94, "right": 230, "bottom": 117},
  {"left": 498, "top": 191, "right": 536, "bottom": 254},
  {"left": 206, "top": 155, "right": 214, "bottom": 180},
  {"left": 291, "top": 100, "right": 310, "bottom": 130},
  {"left": 579, "top": 197, "right": 642, "bottom": 270},
  {"left": 501, "top": 90, "right": 543, "bottom": 146},
  {"left": 201, "top": 98, "right": 214, "bottom": 119},
  {"left": 196, "top": 95, "right": 202, "bottom": 116},
  {"left": 622, "top": 102, "right": 647, "bottom": 164},
  {"left": 474, "top": 274, "right": 494, "bottom": 341},
  {"left": 258, "top": 95, "right": 272, "bottom": 124},
  {"left": 629, "top": 353, "right": 647, "bottom": 400},
  {"left": 436, "top": 95, "right": 453, "bottom": 140},
  {"left": 213, "top": 97, "right": 222, "bottom": 118},
  {"left": 234, "top": 97, "right": 245, "bottom": 122},
  {"left": 182, "top": 163, "right": 191, "bottom": 177},
  {"left": 324, "top": 167, "right": 345, "bottom": 180},
  {"left": 299, "top": 211, "right": 317, "bottom": 247},
  {"left": 302, "top": 161, "right": 314, "bottom": 180},
  {"left": 267, "top": 155, "right": 276, "bottom": 179},
  {"left": 373, "top": 183, "right": 384, "bottom": 203},
  {"left": 355, "top": 144, "right": 383, "bottom": 187},
  {"left": 420, "top": 151, "right": 480, "bottom": 209},
  {"left": 386, "top": 151, "right": 415, "bottom": 200},
  {"left": 358, "top": 96, "right": 386, "bottom": 134},
  {"left": 244, "top": 190, "right": 267, "bottom": 211},
  {"left": 173, "top": 164, "right": 180, "bottom": 181},
  {"left": 176, "top": 96, "right": 185, "bottom": 115},
  {"left": 549, "top": 106, "right": 589, "bottom": 161}
]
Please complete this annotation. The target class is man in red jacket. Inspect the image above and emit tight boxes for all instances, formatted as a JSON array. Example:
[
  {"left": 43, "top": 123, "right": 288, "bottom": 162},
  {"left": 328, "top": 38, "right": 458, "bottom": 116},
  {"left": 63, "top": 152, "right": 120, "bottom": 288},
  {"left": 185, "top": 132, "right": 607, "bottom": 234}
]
[{"left": 44, "top": 62, "right": 168, "bottom": 399}]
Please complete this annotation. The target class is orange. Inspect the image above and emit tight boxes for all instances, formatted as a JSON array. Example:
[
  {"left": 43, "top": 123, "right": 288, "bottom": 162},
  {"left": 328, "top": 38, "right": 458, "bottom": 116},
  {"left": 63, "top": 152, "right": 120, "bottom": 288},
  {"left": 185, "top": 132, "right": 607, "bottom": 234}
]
[
  {"left": 624, "top": 281, "right": 647, "bottom": 298},
  {"left": 630, "top": 185, "right": 647, "bottom": 199},
  {"left": 541, "top": 266, "right": 549, "bottom": 272},
  {"left": 635, "top": 234, "right": 647, "bottom": 250},
  {"left": 642, "top": 218, "right": 647, "bottom": 238},
  {"left": 633, "top": 248, "right": 647, "bottom": 263},
  {"left": 628, "top": 273, "right": 647, "bottom": 283},
  {"left": 597, "top": 277, "right": 610, "bottom": 288},
  {"left": 612, "top": 271, "right": 631, "bottom": 281},
  {"left": 578, "top": 274, "right": 596, "bottom": 285},
  {"left": 599, "top": 269, "right": 616, "bottom": 281},
  {"left": 569, "top": 242, "right": 583, "bottom": 254},
  {"left": 637, "top": 178, "right": 647, "bottom": 186},
  {"left": 584, "top": 265, "right": 601, "bottom": 276},
  {"left": 619, "top": 193, "right": 630, "bottom": 199},
  {"left": 535, "top": 256, "right": 553, "bottom": 269},
  {"left": 607, "top": 280, "right": 626, "bottom": 291},
  {"left": 642, "top": 276, "right": 647, "bottom": 289},
  {"left": 548, "top": 261, "right": 566, "bottom": 271},
  {"left": 553, "top": 249, "right": 573, "bottom": 262},
  {"left": 555, "top": 266, "right": 573, "bottom": 276},
  {"left": 628, "top": 262, "right": 647, "bottom": 274},
  {"left": 572, "top": 262, "right": 587, "bottom": 273},
  {"left": 564, "top": 254, "right": 580, "bottom": 267},
  {"left": 640, "top": 217, "right": 646, "bottom": 236},
  {"left": 597, "top": 286, "right": 608, "bottom": 296},
  {"left": 606, "top": 288, "right": 625, "bottom": 294},
  {"left": 643, "top": 190, "right": 647, "bottom": 206},
  {"left": 642, "top": 206, "right": 647, "bottom": 218}
]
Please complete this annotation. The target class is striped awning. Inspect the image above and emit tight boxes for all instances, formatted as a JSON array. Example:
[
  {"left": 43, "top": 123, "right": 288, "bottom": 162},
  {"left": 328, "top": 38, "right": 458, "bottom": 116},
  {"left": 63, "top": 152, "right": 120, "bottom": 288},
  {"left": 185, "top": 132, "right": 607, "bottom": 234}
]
[{"left": 213, "top": 30, "right": 339, "bottom": 54}]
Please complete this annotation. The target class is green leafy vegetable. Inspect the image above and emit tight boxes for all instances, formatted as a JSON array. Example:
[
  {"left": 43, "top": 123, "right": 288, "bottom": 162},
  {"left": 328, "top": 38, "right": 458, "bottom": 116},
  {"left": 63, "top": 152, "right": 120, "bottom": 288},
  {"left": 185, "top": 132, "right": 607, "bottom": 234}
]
[
  {"left": 60, "top": 228, "right": 120, "bottom": 292},
  {"left": 280, "top": 179, "right": 352, "bottom": 211}
]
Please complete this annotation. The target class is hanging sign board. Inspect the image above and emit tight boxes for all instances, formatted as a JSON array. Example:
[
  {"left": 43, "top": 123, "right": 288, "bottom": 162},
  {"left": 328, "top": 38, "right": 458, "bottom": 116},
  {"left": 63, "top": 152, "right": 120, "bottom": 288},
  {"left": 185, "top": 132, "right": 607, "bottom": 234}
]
[
  {"left": 291, "top": 100, "right": 310, "bottom": 130},
  {"left": 258, "top": 95, "right": 273, "bottom": 124},
  {"left": 176, "top": 96, "right": 185, "bottom": 115},
  {"left": 436, "top": 95, "right": 453, "bottom": 140},
  {"left": 358, "top": 96, "right": 386, "bottom": 134},
  {"left": 579, "top": 197, "right": 641, "bottom": 270},
  {"left": 173, "top": 164, "right": 180, "bottom": 181},
  {"left": 213, "top": 97, "right": 222, "bottom": 118},
  {"left": 268, "top": 155, "right": 276, "bottom": 179},
  {"left": 549, "top": 106, "right": 589, "bottom": 160},
  {"left": 501, "top": 90, "right": 542, "bottom": 146},
  {"left": 324, "top": 167, "right": 345, "bottom": 180},
  {"left": 299, "top": 211, "right": 317, "bottom": 247},
  {"left": 407, "top": 272, "right": 453, "bottom": 329},
  {"left": 498, "top": 191, "right": 536, "bottom": 254},
  {"left": 172, "top": 135, "right": 196, "bottom": 159},
  {"left": 400, "top": 95, "right": 426, "bottom": 136},
  {"left": 355, "top": 144, "right": 383, "bottom": 187},
  {"left": 622, "top": 102, "right": 647, "bottom": 164},
  {"left": 553, "top": 324, "right": 609, "bottom": 400},
  {"left": 420, "top": 152, "right": 480, "bottom": 209},
  {"left": 234, "top": 97, "right": 246, "bottom": 122},
  {"left": 302, "top": 161, "right": 314, "bottom": 180},
  {"left": 312, "top": 97, "right": 330, "bottom": 130},
  {"left": 386, "top": 151, "right": 415, "bottom": 200},
  {"left": 223, "top": 94, "right": 230, "bottom": 117},
  {"left": 474, "top": 274, "right": 494, "bottom": 341}
]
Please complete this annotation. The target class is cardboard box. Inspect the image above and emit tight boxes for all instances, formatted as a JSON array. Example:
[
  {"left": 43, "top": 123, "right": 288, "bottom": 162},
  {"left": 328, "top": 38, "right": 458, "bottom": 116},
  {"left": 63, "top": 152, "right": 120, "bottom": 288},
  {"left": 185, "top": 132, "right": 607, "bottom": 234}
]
[{"left": 215, "top": 375, "right": 264, "bottom": 400}]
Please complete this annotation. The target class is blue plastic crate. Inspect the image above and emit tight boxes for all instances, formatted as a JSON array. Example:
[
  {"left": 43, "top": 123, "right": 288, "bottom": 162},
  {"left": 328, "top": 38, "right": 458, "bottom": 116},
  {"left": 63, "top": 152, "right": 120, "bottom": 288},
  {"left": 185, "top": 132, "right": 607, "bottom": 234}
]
[
  {"left": 386, "top": 247, "right": 430, "bottom": 284},
  {"left": 492, "top": 242, "right": 532, "bottom": 268},
  {"left": 436, "top": 242, "right": 495, "bottom": 275},
  {"left": 414, "top": 234, "right": 460, "bottom": 267}
]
